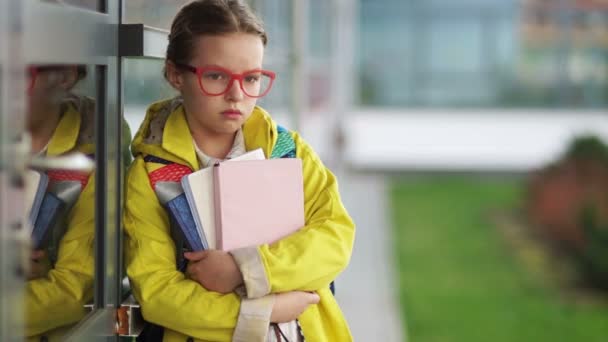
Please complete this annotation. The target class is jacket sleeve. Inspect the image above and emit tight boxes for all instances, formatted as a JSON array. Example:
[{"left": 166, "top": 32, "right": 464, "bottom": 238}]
[
  {"left": 124, "top": 157, "right": 272, "bottom": 341},
  {"left": 24, "top": 174, "right": 95, "bottom": 337},
  {"left": 232, "top": 132, "right": 355, "bottom": 298}
]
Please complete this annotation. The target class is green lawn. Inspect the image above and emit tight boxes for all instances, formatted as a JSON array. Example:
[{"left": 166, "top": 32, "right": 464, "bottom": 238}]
[{"left": 391, "top": 177, "right": 608, "bottom": 342}]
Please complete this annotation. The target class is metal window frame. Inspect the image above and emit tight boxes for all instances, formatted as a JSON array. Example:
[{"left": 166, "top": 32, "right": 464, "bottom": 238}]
[
  {"left": 19, "top": 0, "right": 123, "bottom": 340},
  {"left": 0, "top": 0, "right": 27, "bottom": 341}
]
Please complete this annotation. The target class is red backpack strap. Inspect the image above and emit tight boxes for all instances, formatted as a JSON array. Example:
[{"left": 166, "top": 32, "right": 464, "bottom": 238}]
[
  {"left": 143, "top": 155, "right": 196, "bottom": 271},
  {"left": 144, "top": 155, "right": 192, "bottom": 204}
]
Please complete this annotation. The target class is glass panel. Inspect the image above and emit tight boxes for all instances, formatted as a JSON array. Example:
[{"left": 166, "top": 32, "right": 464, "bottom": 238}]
[
  {"left": 429, "top": 21, "right": 483, "bottom": 73},
  {"left": 124, "top": 59, "right": 177, "bottom": 140},
  {"left": 41, "top": 0, "right": 100, "bottom": 11},
  {"left": 24, "top": 64, "right": 97, "bottom": 340},
  {"left": 308, "top": 0, "right": 333, "bottom": 112},
  {"left": 427, "top": 0, "right": 507, "bottom": 6},
  {"left": 357, "top": 0, "right": 608, "bottom": 108},
  {"left": 309, "top": 0, "right": 332, "bottom": 60},
  {"left": 124, "top": 0, "right": 192, "bottom": 30},
  {"left": 255, "top": 0, "right": 292, "bottom": 112},
  {"left": 358, "top": 0, "right": 413, "bottom": 106}
]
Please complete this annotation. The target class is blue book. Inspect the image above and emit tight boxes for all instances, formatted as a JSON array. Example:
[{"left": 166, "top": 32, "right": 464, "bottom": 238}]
[
  {"left": 25, "top": 170, "right": 48, "bottom": 228},
  {"left": 31, "top": 191, "right": 65, "bottom": 249},
  {"left": 165, "top": 193, "right": 206, "bottom": 252}
]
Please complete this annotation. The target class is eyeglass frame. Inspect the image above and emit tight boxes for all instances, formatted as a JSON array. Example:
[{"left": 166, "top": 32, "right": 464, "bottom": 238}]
[
  {"left": 27, "top": 65, "right": 68, "bottom": 94},
  {"left": 174, "top": 62, "right": 276, "bottom": 98},
  {"left": 27, "top": 65, "right": 84, "bottom": 94}
]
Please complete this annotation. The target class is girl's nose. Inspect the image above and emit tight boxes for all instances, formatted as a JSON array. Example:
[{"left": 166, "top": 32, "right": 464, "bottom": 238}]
[{"left": 225, "top": 79, "right": 244, "bottom": 101}]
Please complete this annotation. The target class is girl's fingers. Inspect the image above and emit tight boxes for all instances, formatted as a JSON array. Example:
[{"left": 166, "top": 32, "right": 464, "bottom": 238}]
[{"left": 184, "top": 250, "right": 208, "bottom": 261}]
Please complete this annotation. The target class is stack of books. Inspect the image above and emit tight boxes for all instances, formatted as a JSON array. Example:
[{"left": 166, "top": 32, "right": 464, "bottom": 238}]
[{"left": 173, "top": 149, "right": 304, "bottom": 252}]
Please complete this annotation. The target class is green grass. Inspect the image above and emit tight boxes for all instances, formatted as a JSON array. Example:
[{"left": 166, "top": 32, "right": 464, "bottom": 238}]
[{"left": 391, "top": 177, "right": 608, "bottom": 342}]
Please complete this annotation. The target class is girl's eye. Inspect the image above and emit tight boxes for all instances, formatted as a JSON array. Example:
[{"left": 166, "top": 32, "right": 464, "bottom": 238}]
[
  {"left": 203, "top": 72, "right": 226, "bottom": 81},
  {"left": 244, "top": 75, "right": 260, "bottom": 83}
]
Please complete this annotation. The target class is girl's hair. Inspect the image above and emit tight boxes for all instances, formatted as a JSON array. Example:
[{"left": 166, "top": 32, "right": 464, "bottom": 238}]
[{"left": 165, "top": 0, "right": 267, "bottom": 78}]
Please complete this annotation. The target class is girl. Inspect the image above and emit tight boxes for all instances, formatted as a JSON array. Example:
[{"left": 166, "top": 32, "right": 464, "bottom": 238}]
[{"left": 124, "top": 1, "right": 355, "bottom": 341}]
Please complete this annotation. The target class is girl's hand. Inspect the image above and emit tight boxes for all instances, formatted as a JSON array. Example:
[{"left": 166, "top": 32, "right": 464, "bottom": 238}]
[
  {"left": 28, "top": 249, "right": 51, "bottom": 280},
  {"left": 184, "top": 250, "right": 243, "bottom": 294},
  {"left": 270, "top": 291, "right": 320, "bottom": 323}
]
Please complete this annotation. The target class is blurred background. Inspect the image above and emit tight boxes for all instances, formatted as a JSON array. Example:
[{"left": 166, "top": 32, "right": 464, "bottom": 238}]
[{"left": 2, "top": 0, "right": 607, "bottom": 341}]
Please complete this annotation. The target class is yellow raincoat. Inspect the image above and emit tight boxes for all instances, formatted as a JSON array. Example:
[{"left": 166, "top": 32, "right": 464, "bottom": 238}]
[
  {"left": 124, "top": 98, "right": 355, "bottom": 341},
  {"left": 25, "top": 99, "right": 96, "bottom": 341}
]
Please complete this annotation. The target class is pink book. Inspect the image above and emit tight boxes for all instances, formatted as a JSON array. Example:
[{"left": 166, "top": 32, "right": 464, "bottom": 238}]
[{"left": 213, "top": 159, "right": 305, "bottom": 251}]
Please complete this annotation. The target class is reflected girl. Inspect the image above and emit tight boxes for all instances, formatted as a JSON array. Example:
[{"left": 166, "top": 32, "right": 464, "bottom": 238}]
[{"left": 24, "top": 64, "right": 96, "bottom": 341}]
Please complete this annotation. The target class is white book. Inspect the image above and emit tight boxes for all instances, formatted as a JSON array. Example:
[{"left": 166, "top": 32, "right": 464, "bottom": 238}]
[{"left": 181, "top": 148, "right": 266, "bottom": 249}]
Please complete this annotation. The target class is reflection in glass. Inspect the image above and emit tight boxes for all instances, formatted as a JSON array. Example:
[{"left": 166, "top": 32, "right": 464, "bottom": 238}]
[
  {"left": 124, "top": 0, "right": 192, "bottom": 30},
  {"left": 24, "top": 64, "right": 96, "bottom": 340},
  {"left": 124, "top": 59, "right": 177, "bottom": 140},
  {"left": 41, "top": 0, "right": 100, "bottom": 11}
]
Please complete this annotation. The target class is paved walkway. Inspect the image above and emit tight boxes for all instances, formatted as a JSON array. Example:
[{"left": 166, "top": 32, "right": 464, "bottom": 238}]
[{"left": 334, "top": 170, "right": 405, "bottom": 341}]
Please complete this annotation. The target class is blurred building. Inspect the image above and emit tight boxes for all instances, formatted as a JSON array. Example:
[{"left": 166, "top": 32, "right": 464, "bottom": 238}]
[{"left": 517, "top": 0, "right": 608, "bottom": 107}]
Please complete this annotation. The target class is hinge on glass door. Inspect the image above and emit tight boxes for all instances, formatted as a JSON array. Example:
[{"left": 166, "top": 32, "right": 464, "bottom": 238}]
[{"left": 116, "top": 295, "right": 144, "bottom": 337}]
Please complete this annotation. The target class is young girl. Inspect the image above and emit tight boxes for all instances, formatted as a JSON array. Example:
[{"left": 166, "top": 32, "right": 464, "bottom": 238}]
[{"left": 124, "top": 1, "right": 355, "bottom": 341}]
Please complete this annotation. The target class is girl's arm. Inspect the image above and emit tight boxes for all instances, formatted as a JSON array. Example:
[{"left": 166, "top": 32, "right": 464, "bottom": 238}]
[
  {"left": 124, "top": 157, "right": 273, "bottom": 341},
  {"left": 232, "top": 132, "right": 356, "bottom": 298},
  {"left": 25, "top": 173, "right": 95, "bottom": 337}
]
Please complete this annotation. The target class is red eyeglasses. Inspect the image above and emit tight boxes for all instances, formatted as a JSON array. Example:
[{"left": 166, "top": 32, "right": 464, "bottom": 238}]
[
  {"left": 27, "top": 65, "right": 72, "bottom": 94},
  {"left": 176, "top": 63, "right": 276, "bottom": 98}
]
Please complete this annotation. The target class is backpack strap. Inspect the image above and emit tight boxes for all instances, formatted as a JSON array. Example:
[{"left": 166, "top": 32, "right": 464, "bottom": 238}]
[
  {"left": 270, "top": 125, "right": 296, "bottom": 159},
  {"left": 32, "top": 153, "right": 95, "bottom": 265},
  {"left": 146, "top": 158, "right": 192, "bottom": 204},
  {"left": 144, "top": 155, "right": 193, "bottom": 270}
]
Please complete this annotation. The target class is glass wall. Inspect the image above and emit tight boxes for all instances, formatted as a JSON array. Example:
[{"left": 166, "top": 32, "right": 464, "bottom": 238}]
[
  {"left": 358, "top": 0, "right": 608, "bottom": 108},
  {"left": 251, "top": 0, "right": 293, "bottom": 112},
  {"left": 124, "top": 0, "right": 192, "bottom": 29}
]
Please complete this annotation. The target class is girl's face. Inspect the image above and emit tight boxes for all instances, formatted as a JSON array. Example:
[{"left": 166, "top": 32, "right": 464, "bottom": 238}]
[
  {"left": 26, "top": 66, "right": 79, "bottom": 130},
  {"left": 169, "top": 33, "right": 265, "bottom": 137}
]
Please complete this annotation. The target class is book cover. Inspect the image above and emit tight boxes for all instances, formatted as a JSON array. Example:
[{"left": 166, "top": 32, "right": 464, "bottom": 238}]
[
  {"left": 166, "top": 193, "right": 206, "bottom": 252},
  {"left": 181, "top": 148, "right": 265, "bottom": 249},
  {"left": 31, "top": 191, "right": 65, "bottom": 249},
  {"left": 213, "top": 158, "right": 304, "bottom": 251}
]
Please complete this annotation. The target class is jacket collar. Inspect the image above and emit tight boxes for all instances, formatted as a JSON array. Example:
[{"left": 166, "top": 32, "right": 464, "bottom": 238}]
[
  {"left": 159, "top": 104, "right": 278, "bottom": 169},
  {"left": 243, "top": 106, "right": 277, "bottom": 159},
  {"left": 162, "top": 105, "right": 199, "bottom": 170},
  {"left": 134, "top": 98, "right": 280, "bottom": 169},
  {"left": 46, "top": 103, "right": 81, "bottom": 156}
]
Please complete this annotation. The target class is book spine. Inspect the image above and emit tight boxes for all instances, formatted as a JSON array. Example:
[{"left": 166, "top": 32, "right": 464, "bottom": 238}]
[
  {"left": 181, "top": 177, "right": 209, "bottom": 250},
  {"left": 167, "top": 194, "right": 205, "bottom": 252},
  {"left": 213, "top": 163, "right": 223, "bottom": 250},
  {"left": 32, "top": 192, "right": 65, "bottom": 249}
]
